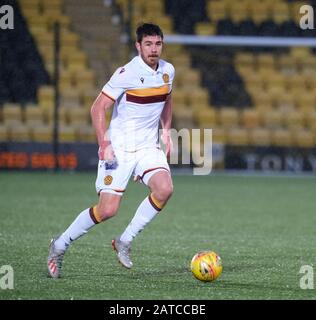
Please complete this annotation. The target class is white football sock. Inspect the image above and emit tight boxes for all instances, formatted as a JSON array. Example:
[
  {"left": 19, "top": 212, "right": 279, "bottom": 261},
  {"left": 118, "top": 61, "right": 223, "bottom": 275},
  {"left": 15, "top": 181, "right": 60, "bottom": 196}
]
[
  {"left": 54, "top": 208, "right": 97, "bottom": 251},
  {"left": 120, "top": 195, "right": 162, "bottom": 243}
]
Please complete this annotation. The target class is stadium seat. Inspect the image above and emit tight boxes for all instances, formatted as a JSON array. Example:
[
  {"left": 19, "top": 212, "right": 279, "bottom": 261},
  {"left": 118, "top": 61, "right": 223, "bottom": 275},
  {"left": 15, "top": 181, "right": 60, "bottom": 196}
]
[
  {"left": 218, "top": 108, "right": 239, "bottom": 128},
  {"left": 0, "top": 125, "right": 9, "bottom": 141},
  {"left": 227, "top": 128, "right": 249, "bottom": 145},
  {"left": 24, "top": 105, "right": 45, "bottom": 126},
  {"left": 211, "top": 126, "right": 226, "bottom": 144},
  {"left": 195, "top": 22, "right": 216, "bottom": 36},
  {"left": 31, "top": 125, "right": 53, "bottom": 142},
  {"left": 60, "top": 89, "right": 82, "bottom": 108},
  {"left": 76, "top": 125, "right": 96, "bottom": 143},
  {"left": 271, "top": 129, "right": 293, "bottom": 147},
  {"left": 249, "top": 128, "right": 271, "bottom": 146},
  {"left": 207, "top": 1, "right": 227, "bottom": 22},
  {"left": 187, "top": 88, "right": 209, "bottom": 107},
  {"left": 284, "top": 110, "right": 305, "bottom": 130},
  {"left": 305, "top": 111, "right": 316, "bottom": 132},
  {"left": 58, "top": 125, "right": 77, "bottom": 142},
  {"left": 9, "top": 124, "right": 31, "bottom": 142},
  {"left": 38, "top": 86, "right": 54, "bottom": 107},
  {"left": 293, "top": 129, "right": 314, "bottom": 148},
  {"left": 2, "top": 104, "right": 23, "bottom": 126},
  {"left": 262, "top": 110, "right": 283, "bottom": 129},
  {"left": 194, "top": 108, "right": 217, "bottom": 128},
  {"left": 241, "top": 109, "right": 261, "bottom": 129},
  {"left": 67, "top": 108, "right": 89, "bottom": 127}
]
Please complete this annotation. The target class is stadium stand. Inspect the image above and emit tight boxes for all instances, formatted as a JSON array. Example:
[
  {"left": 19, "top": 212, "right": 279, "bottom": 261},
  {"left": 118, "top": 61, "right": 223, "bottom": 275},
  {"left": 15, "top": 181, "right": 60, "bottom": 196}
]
[
  {"left": 164, "top": 0, "right": 316, "bottom": 148},
  {"left": 1, "top": 0, "right": 315, "bottom": 150}
]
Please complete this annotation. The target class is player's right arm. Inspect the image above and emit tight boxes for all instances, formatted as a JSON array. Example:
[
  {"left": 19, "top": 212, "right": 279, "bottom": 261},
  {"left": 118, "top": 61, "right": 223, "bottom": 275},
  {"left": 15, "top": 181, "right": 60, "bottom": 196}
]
[{"left": 90, "top": 92, "right": 115, "bottom": 161}]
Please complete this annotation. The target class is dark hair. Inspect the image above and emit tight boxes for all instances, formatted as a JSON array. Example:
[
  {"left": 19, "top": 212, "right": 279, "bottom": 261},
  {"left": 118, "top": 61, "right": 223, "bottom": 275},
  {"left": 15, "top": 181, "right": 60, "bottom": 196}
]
[{"left": 136, "top": 23, "right": 164, "bottom": 43}]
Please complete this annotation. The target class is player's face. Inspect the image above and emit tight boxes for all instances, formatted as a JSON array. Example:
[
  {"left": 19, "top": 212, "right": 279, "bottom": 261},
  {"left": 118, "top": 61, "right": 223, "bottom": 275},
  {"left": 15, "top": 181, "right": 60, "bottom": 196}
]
[{"left": 136, "top": 35, "right": 163, "bottom": 70}]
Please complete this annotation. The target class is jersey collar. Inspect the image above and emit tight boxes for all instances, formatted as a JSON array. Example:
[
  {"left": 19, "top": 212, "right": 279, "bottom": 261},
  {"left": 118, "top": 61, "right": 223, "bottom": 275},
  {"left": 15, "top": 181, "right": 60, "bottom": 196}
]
[{"left": 136, "top": 55, "right": 162, "bottom": 74}]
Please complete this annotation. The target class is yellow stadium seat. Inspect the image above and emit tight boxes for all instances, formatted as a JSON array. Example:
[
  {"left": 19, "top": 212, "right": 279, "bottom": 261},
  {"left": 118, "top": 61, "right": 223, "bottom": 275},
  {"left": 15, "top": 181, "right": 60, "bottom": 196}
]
[
  {"left": 174, "top": 108, "right": 194, "bottom": 125},
  {"left": 249, "top": 128, "right": 271, "bottom": 146},
  {"left": 243, "top": 71, "right": 263, "bottom": 86},
  {"left": 31, "top": 125, "right": 53, "bottom": 142},
  {"left": 237, "top": 65, "right": 255, "bottom": 79},
  {"left": 262, "top": 110, "right": 283, "bottom": 128},
  {"left": 81, "top": 88, "right": 99, "bottom": 108},
  {"left": 266, "top": 73, "right": 285, "bottom": 88},
  {"left": 76, "top": 125, "right": 97, "bottom": 143},
  {"left": 292, "top": 129, "right": 314, "bottom": 147},
  {"left": 241, "top": 109, "right": 261, "bottom": 129},
  {"left": 211, "top": 127, "right": 227, "bottom": 144},
  {"left": 305, "top": 111, "right": 316, "bottom": 132},
  {"left": 227, "top": 128, "right": 249, "bottom": 145},
  {"left": 60, "top": 89, "right": 82, "bottom": 108},
  {"left": 0, "top": 125, "right": 9, "bottom": 141},
  {"left": 207, "top": 1, "right": 227, "bottom": 22},
  {"left": 38, "top": 85, "right": 54, "bottom": 105},
  {"left": 218, "top": 108, "right": 239, "bottom": 128},
  {"left": 290, "top": 47, "right": 312, "bottom": 62},
  {"left": 271, "top": 129, "right": 293, "bottom": 147},
  {"left": 230, "top": 2, "right": 249, "bottom": 23},
  {"left": 58, "top": 125, "right": 77, "bottom": 142},
  {"left": 272, "top": 3, "right": 290, "bottom": 24},
  {"left": 250, "top": 3, "right": 270, "bottom": 25},
  {"left": 246, "top": 82, "right": 264, "bottom": 98},
  {"left": 284, "top": 111, "right": 305, "bottom": 130},
  {"left": 67, "top": 108, "right": 89, "bottom": 127},
  {"left": 296, "top": 92, "right": 315, "bottom": 112},
  {"left": 275, "top": 91, "right": 296, "bottom": 111},
  {"left": 24, "top": 105, "right": 45, "bottom": 126},
  {"left": 9, "top": 124, "right": 31, "bottom": 142},
  {"left": 187, "top": 88, "right": 209, "bottom": 107},
  {"left": 194, "top": 108, "right": 217, "bottom": 127},
  {"left": 179, "top": 69, "right": 202, "bottom": 88},
  {"left": 72, "top": 69, "right": 96, "bottom": 88},
  {"left": 172, "top": 90, "right": 189, "bottom": 107},
  {"left": 256, "top": 54, "right": 276, "bottom": 69},
  {"left": 2, "top": 104, "right": 23, "bottom": 126},
  {"left": 266, "top": 86, "right": 287, "bottom": 104},
  {"left": 277, "top": 55, "right": 296, "bottom": 72},
  {"left": 45, "top": 107, "right": 67, "bottom": 125},
  {"left": 195, "top": 22, "right": 216, "bottom": 36},
  {"left": 172, "top": 56, "right": 191, "bottom": 69},
  {"left": 252, "top": 91, "right": 273, "bottom": 107},
  {"left": 235, "top": 53, "right": 256, "bottom": 68},
  {"left": 64, "top": 52, "right": 87, "bottom": 70}
]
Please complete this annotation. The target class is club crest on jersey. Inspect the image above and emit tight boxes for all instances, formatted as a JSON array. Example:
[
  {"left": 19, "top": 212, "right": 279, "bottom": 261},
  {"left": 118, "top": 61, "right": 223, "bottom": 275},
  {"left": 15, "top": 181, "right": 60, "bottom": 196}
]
[
  {"left": 162, "top": 73, "right": 169, "bottom": 83},
  {"left": 104, "top": 175, "right": 113, "bottom": 185}
]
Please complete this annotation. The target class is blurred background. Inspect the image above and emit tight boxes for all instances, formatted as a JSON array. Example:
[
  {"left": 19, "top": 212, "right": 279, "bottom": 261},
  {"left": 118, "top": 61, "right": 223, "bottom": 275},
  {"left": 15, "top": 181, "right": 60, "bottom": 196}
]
[{"left": 1, "top": 0, "right": 316, "bottom": 172}]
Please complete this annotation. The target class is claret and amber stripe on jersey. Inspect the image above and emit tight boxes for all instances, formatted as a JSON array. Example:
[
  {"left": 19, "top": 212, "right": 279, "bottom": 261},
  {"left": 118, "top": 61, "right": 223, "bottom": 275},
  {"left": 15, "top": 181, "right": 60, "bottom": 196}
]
[{"left": 126, "top": 85, "right": 169, "bottom": 104}]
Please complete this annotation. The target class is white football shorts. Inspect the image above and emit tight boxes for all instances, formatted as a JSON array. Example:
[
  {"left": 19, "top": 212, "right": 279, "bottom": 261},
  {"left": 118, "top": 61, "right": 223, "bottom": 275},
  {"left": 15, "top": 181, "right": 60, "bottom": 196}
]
[{"left": 95, "top": 147, "right": 170, "bottom": 196}]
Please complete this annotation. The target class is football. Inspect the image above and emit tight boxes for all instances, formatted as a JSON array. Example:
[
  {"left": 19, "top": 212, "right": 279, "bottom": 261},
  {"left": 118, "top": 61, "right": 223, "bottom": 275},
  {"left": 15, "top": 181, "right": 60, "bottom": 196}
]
[{"left": 190, "top": 251, "right": 223, "bottom": 282}]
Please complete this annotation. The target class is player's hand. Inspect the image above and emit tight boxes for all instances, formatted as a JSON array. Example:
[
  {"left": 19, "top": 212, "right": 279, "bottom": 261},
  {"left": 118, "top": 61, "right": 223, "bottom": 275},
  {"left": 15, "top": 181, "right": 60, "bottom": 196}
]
[
  {"left": 161, "top": 131, "right": 173, "bottom": 158},
  {"left": 98, "top": 142, "right": 115, "bottom": 161}
]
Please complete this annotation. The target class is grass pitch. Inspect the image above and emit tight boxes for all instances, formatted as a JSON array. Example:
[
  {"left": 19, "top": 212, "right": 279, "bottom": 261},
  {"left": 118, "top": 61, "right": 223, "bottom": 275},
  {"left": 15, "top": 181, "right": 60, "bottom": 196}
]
[{"left": 0, "top": 172, "right": 315, "bottom": 300}]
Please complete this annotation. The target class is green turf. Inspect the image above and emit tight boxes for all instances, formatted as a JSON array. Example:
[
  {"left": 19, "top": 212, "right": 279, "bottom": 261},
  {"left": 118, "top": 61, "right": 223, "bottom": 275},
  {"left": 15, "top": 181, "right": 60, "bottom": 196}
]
[{"left": 0, "top": 172, "right": 315, "bottom": 300}]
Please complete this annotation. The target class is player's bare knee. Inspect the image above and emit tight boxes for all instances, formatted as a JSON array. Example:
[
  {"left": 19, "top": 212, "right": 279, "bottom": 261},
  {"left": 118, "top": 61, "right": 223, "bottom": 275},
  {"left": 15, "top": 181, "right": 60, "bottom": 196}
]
[
  {"left": 155, "top": 183, "right": 173, "bottom": 202},
  {"left": 97, "top": 204, "right": 119, "bottom": 220}
]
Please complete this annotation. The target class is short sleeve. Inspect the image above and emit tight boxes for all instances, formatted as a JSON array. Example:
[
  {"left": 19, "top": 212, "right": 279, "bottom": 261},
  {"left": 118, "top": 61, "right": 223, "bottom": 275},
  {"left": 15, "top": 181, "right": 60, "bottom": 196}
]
[
  {"left": 102, "top": 67, "right": 126, "bottom": 101},
  {"left": 168, "top": 64, "right": 175, "bottom": 94}
]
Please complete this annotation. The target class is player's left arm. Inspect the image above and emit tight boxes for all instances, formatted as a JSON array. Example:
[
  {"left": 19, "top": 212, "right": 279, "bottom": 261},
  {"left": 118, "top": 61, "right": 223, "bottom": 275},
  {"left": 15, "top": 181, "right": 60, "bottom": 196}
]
[{"left": 160, "top": 93, "right": 173, "bottom": 157}]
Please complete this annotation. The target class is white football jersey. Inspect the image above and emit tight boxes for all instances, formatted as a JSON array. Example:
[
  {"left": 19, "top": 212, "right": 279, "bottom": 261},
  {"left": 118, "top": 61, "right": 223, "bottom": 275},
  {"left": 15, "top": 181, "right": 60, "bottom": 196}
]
[{"left": 102, "top": 55, "right": 175, "bottom": 152}]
